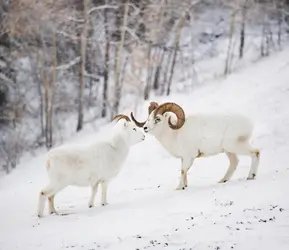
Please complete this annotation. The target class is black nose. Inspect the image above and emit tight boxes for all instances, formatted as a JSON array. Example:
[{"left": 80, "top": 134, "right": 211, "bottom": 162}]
[{"left": 144, "top": 126, "right": 148, "bottom": 130}]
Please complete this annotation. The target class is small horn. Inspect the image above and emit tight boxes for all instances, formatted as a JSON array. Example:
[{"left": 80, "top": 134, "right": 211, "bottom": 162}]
[
  {"left": 154, "top": 102, "right": 185, "bottom": 130},
  {"left": 112, "top": 114, "right": 131, "bottom": 122},
  {"left": 130, "top": 101, "right": 159, "bottom": 127},
  {"left": 130, "top": 112, "right": 146, "bottom": 127}
]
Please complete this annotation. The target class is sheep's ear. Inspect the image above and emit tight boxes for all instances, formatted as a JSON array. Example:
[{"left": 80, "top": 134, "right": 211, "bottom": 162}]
[{"left": 123, "top": 120, "right": 128, "bottom": 128}]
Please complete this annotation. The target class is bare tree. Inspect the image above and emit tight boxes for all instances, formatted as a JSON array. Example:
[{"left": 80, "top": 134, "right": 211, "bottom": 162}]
[
  {"left": 167, "top": 13, "right": 187, "bottom": 96},
  {"left": 77, "top": 0, "right": 89, "bottom": 131},
  {"left": 239, "top": 0, "right": 249, "bottom": 59},
  {"left": 102, "top": 1, "right": 110, "bottom": 118},
  {"left": 112, "top": 0, "right": 129, "bottom": 119},
  {"left": 144, "top": 41, "right": 152, "bottom": 100},
  {"left": 224, "top": 6, "right": 237, "bottom": 75}
]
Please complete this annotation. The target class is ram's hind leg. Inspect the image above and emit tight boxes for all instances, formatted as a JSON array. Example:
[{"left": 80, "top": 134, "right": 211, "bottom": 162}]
[
  {"left": 225, "top": 140, "right": 260, "bottom": 181},
  {"left": 219, "top": 152, "right": 239, "bottom": 183}
]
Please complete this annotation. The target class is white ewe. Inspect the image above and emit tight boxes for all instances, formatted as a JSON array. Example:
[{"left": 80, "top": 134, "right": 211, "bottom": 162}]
[
  {"left": 131, "top": 102, "right": 260, "bottom": 190},
  {"left": 37, "top": 115, "right": 145, "bottom": 217}
]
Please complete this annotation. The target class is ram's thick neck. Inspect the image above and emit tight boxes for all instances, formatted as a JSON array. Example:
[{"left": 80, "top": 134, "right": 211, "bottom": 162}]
[{"left": 154, "top": 124, "right": 180, "bottom": 157}]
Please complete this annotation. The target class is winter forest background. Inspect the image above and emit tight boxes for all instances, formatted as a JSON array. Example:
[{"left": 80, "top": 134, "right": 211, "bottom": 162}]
[{"left": 1, "top": 0, "right": 289, "bottom": 174}]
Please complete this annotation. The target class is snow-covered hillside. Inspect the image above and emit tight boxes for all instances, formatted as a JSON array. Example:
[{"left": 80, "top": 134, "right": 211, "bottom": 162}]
[{"left": 1, "top": 47, "right": 289, "bottom": 250}]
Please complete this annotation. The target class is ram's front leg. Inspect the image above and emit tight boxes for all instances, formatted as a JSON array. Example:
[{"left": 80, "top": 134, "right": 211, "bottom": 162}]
[
  {"left": 101, "top": 181, "right": 108, "bottom": 206},
  {"left": 88, "top": 181, "right": 100, "bottom": 208},
  {"left": 176, "top": 157, "right": 194, "bottom": 190}
]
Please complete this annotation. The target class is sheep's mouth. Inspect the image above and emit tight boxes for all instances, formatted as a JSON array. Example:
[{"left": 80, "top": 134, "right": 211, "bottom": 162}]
[{"left": 144, "top": 128, "right": 152, "bottom": 133}]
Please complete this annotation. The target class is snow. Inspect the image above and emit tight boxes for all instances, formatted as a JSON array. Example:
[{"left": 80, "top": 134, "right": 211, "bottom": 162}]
[{"left": 1, "top": 47, "right": 289, "bottom": 250}]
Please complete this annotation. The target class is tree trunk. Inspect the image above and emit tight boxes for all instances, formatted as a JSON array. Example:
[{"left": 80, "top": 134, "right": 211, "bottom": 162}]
[
  {"left": 161, "top": 50, "right": 172, "bottom": 95},
  {"left": 166, "top": 14, "right": 186, "bottom": 96},
  {"left": 102, "top": 5, "right": 109, "bottom": 118},
  {"left": 44, "top": 75, "right": 49, "bottom": 148},
  {"left": 277, "top": 0, "right": 284, "bottom": 47},
  {"left": 47, "top": 29, "right": 57, "bottom": 148},
  {"left": 224, "top": 9, "right": 236, "bottom": 75},
  {"left": 77, "top": 0, "right": 89, "bottom": 131},
  {"left": 261, "top": 19, "right": 269, "bottom": 57},
  {"left": 166, "top": 45, "right": 178, "bottom": 96},
  {"left": 153, "top": 48, "right": 165, "bottom": 91},
  {"left": 112, "top": 0, "right": 129, "bottom": 118},
  {"left": 239, "top": 1, "right": 247, "bottom": 59},
  {"left": 36, "top": 50, "right": 45, "bottom": 138},
  {"left": 144, "top": 42, "right": 152, "bottom": 100}
]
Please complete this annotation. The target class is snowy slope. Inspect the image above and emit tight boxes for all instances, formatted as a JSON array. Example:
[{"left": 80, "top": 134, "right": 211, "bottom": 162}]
[{"left": 1, "top": 48, "right": 289, "bottom": 250}]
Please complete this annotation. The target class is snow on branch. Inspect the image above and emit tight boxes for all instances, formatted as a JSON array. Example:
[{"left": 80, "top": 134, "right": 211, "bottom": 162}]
[
  {"left": 0, "top": 72, "right": 15, "bottom": 86},
  {"left": 56, "top": 57, "right": 80, "bottom": 71},
  {"left": 56, "top": 30, "right": 79, "bottom": 41},
  {"left": 67, "top": 16, "right": 85, "bottom": 23},
  {"left": 84, "top": 71, "right": 100, "bottom": 80},
  {"left": 124, "top": 27, "right": 140, "bottom": 41}
]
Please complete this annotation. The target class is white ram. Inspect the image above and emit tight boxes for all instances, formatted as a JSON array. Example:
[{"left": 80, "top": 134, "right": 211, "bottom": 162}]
[
  {"left": 37, "top": 115, "right": 145, "bottom": 217},
  {"left": 131, "top": 102, "right": 260, "bottom": 190}
]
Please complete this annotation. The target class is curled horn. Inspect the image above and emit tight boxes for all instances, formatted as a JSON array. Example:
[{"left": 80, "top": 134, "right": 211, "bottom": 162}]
[
  {"left": 148, "top": 102, "right": 159, "bottom": 114},
  {"left": 154, "top": 102, "right": 185, "bottom": 130},
  {"left": 130, "top": 101, "right": 159, "bottom": 127},
  {"left": 112, "top": 114, "right": 131, "bottom": 122}
]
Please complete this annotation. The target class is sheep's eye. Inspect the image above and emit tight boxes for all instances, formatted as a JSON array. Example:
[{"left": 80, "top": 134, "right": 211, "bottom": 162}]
[
  {"left": 155, "top": 118, "right": 161, "bottom": 123},
  {"left": 133, "top": 128, "right": 136, "bottom": 131}
]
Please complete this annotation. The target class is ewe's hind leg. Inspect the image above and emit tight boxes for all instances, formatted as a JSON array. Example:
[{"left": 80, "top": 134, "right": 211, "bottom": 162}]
[
  {"left": 247, "top": 149, "right": 260, "bottom": 180},
  {"left": 37, "top": 184, "right": 64, "bottom": 217},
  {"left": 176, "top": 158, "right": 194, "bottom": 190},
  {"left": 88, "top": 181, "right": 99, "bottom": 208},
  {"left": 38, "top": 184, "right": 54, "bottom": 217},
  {"left": 219, "top": 152, "right": 239, "bottom": 183},
  {"left": 48, "top": 195, "right": 57, "bottom": 215}
]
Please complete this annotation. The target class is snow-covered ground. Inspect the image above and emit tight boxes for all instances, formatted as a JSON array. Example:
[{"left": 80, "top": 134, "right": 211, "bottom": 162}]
[{"left": 1, "top": 46, "right": 289, "bottom": 250}]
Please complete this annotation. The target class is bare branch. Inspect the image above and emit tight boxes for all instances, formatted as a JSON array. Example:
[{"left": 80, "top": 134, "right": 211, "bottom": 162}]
[
  {"left": 124, "top": 27, "right": 140, "bottom": 41},
  {"left": 88, "top": 5, "right": 118, "bottom": 15},
  {"left": 56, "top": 57, "right": 80, "bottom": 71}
]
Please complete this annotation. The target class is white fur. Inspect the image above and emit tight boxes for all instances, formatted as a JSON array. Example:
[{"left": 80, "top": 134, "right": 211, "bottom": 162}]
[
  {"left": 37, "top": 119, "right": 145, "bottom": 217},
  {"left": 143, "top": 110, "right": 260, "bottom": 190}
]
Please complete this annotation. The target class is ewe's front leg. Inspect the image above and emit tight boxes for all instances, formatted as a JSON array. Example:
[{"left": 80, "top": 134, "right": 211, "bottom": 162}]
[
  {"left": 176, "top": 158, "right": 194, "bottom": 190},
  {"left": 88, "top": 181, "right": 99, "bottom": 208},
  {"left": 101, "top": 181, "right": 108, "bottom": 206}
]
